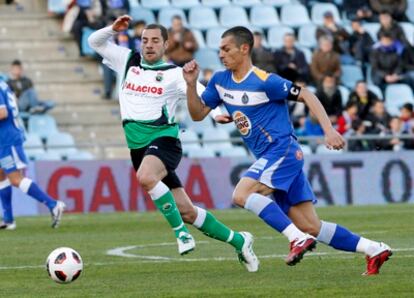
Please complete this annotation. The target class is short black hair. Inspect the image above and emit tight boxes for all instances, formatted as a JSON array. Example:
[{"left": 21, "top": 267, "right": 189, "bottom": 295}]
[
  {"left": 144, "top": 24, "right": 168, "bottom": 41},
  {"left": 222, "top": 26, "right": 254, "bottom": 54},
  {"left": 379, "top": 30, "right": 393, "bottom": 39},
  {"left": 11, "top": 59, "right": 22, "bottom": 66},
  {"left": 132, "top": 20, "right": 146, "bottom": 28},
  {"left": 172, "top": 15, "right": 182, "bottom": 21}
]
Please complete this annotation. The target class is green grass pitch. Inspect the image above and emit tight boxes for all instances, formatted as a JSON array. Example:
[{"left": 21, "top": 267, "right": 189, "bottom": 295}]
[{"left": 0, "top": 204, "right": 413, "bottom": 297}]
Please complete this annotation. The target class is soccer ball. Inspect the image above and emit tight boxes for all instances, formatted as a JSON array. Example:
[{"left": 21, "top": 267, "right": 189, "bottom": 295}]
[{"left": 46, "top": 247, "right": 83, "bottom": 284}]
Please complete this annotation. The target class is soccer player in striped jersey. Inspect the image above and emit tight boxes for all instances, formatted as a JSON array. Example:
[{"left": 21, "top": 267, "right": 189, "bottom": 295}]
[
  {"left": 0, "top": 80, "right": 65, "bottom": 229},
  {"left": 183, "top": 26, "right": 392, "bottom": 275},
  {"left": 88, "top": 15, "right": 259, "bottom": 272}
]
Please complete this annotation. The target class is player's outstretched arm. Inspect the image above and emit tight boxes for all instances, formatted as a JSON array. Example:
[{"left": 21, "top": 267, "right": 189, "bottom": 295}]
[
  {"left": 298, "top": 88, "right": 345, "bottom": 150},
  {"left": 183, "top": 60, "right": 212, "bottom": 121}
]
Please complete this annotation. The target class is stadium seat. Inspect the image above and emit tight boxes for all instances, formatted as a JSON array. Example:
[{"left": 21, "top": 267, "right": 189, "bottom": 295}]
[
  {"left": 315, "top": 144, "right": 343, "bottom": 154},
  {"left": 338, "top": 85, "right": 350, "bottom": 106},
  {"left": 187, "top": 147, "right": 216, "bottom": 158},
  {"left": 367, "top": 84, "right": 383, "bottom": 100},
  {"left": 184, "top": 115, "right": 216, "bottom": 135},
  {"left": 250, "top": 5, "right": 280, "bottom": 29},
  {"left": 180, "top": 129, "right": 202, "bottom": 154},
  {"left": 218, "top": 146, "right": 248, "bottom": 157},
  {"left": 202, "top": 128, "right": 233, "bottom": 150},
  {"left": 280, "top": 4, "right": 311, "bottom": 27},
  {"left": 66, "top": 150, "right": 95, "bottom": 160},
  {"left": 298, "top": 24, "right": 317, "bottom": 48},
  {"left": 24, "top": 134, "right": 45, "bottom": 160},
  {"left": 171, "top": 0, "right": 200, "bottom": 10},
  {"left": 301, "top": 144, "right": 313, "bottom": 155},
  {"left": 206, "top": 27, "right": 227, "bottom": 49},
  {"left": 47, "top": 132, "right": 78, "bottom": 157},
  {"left": 311, "top": 3, "right": 341, "bottom": 25},
  {"left": 400, "top": 22, "right": 414, "bottom": 46},
  {"left": 362, "top": 23, "right": 380, "bottom": 41},
  {"left": 48, "top": 0, "right": 66, "bottom": 14},
  {"left": 194, "top": 48, "right": 222, "bottom": 70},
  {"left": 407, "top": 0, "right": 414, "bottom": 22},
  {"left": 192, "top": 29, "right": 206, "bottom": 49},
  {"left": 35, "top": 150, "right": 62, "bottom": 161},
  {"left": 140, "top": 0, "right": 170, "bottom": 10},
  {"left": 201, "top": 0, "right": 231, "bottom": 9},
  {"left": 232, "top": 0, "right": 262, "bottom": 7},
  {"left": 267, "top": 25, "right": 294, "bottom": 49},
  {"left": 262, "top": 0, "right": 292, "bottom": 7},
  {"left": 341, "top": 65, "right": 364, "bottom": 89},
  {"left": 297, "top": 46, "right": 312, "bottom": 64},
  {"left": 28, "top": 115, "right": 59, "bottom": 139},
  {"left": 128, "top": 0, "right": 139, "bottom": 8},
  {"left": 104, "top": 147, "right": 130, "bottom": 159},
  {"left": 158, "top": 7, "right": 187, "bottom": 28},
  {"left": 189, "top": 7, "right": 219, "bottom": 30},
  {"left": 129, "top": 7, "right": 156, "bottom": 24},
  {"left": 384, "top": 84, "right": 414, "bottom": 116},
  {"left": 219, "top": 6, "right": 250, "bottom": 27},
  {"left": 81, "top": 27, "right": 97, "bottom": 57}
]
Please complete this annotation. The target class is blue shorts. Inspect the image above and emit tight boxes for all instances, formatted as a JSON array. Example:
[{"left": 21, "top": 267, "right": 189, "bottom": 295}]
[
  {"left": 0, "top": 144, "right": 28, "bottom": 174},
  {"left": 243, "top": 137, "right": 316, "bottom": 214}
]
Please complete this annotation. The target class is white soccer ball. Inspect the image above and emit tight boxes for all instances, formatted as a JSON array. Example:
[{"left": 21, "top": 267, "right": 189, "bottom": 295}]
[{"left": 46, "top": 247, "right": 83, "bottom": 284}]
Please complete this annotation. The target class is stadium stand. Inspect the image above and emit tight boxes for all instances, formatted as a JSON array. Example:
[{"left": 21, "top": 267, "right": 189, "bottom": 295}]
[
  {"left": 219, "top": 5, "right": 250, "bottom": 27},
  {"left": 158, "top": 7, "right": 187, "bottom": 28},
  {"left": 250, "top": 5, "right": 280, "bottom": 29},
  {"left": 188, "top": 6, "right": 219, "bottom": 30},
  {"left": 280, "top": 3, "right": 311, "bottom": 27}
]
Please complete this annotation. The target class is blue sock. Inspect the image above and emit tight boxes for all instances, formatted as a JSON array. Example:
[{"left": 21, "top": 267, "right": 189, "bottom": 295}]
[
  {"left": 317, "top": 221, "right": 360, "bottom": 252},
  {"left": 0, "top": 180, "right": 14, "bottom": 223},
  {"left": 244, "top": 193, "right": 292, "bottom": 233},
  {"left": 19, "top": 178, "right": 57, "bottom": 210}
]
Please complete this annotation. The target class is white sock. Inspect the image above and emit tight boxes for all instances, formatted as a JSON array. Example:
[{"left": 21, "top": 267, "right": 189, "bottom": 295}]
[
  {"left": 356, "top": 237, "right": 381, "bottom": 256},
  {"left": 193, "top": 206, "right": 207, "bottom": 228},
  {"left": 147, "top": 181, "right": 169, "bottom": 200},
  {"left": 282, "top": 223, "right": 306, "bottom": 242},
  {"left": 18, "top": 177, "right": 32, "bottom": 193}
]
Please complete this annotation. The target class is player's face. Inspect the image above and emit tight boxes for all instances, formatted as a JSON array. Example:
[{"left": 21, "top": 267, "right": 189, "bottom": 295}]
[
  {"left": 219, "top": 36, "right": 246, "bottom": 71},
  {"left": 141, "top": 29, "right": 168, "bottom": 63}
]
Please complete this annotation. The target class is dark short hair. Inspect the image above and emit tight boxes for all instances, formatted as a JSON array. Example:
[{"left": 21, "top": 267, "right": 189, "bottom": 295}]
[
  {"left": 345, "top": 101, "right": 358, "bottom": 110},
  {"left": 172, "top": 15, "right": 182, "bottom": 21},
  {"left": 222, "top": 26, "right": 254, "bottom": 54},
  {"left": 11, "top": 59, "right": 22, "bottom": 66},
  {"left": 144, "top": 24, "right": 168, "bottom": 41},
  {"left": 379, "top": 31, "right": 393, "bottom": 39},
  {"left": 132, "top": 20, "right": 146, "bottom": 28}
]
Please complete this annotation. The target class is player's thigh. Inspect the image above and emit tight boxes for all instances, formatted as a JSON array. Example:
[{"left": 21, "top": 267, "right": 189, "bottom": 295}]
[
  {"left": 137, "top": 155, "right": 168, "bottom": 185},
  {"left": 0, "top": 169, "right": 6, "bottom": 181},
  {"left": 288, "top": 201, "right": 321, "bottom": 237},
  {"left": 233, "top": 177, "right": 273, "bottom": 207}
]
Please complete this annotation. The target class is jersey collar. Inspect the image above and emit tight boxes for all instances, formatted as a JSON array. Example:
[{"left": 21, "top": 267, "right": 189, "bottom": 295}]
[
  {"left": 140, "top": 57, "right": 171, "bottom": 70},
  {"left": 231, "top": 66, "right": 254, "bottom": 84}
]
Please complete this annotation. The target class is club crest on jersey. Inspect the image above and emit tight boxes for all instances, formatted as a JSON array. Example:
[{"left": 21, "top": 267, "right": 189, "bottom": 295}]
[
  {"left": 241, "top": 93, "right": 249, "bottom": 104},
  {"left": 131, "top": 67, "right": 140, "bottom": 75},
  {"left": 233, "top": 110, "right": 252, "bottom": 136},
  {"left": 155, "top": 72, "right": 163, "bottom": 82},
  {"left": 295, "top": 149, "right": 303, "bottom": 160}
]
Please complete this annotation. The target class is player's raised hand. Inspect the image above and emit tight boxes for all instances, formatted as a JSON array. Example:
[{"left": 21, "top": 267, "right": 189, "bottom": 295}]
[
  {"left": 112, "top": 15, "right": 132, "bottom": 32},
  {"left": 183, "top": 60, "right": 200, "bottom": 85},
  {"left": 325, "top": 127, "right": 346, "bottom": 150}
]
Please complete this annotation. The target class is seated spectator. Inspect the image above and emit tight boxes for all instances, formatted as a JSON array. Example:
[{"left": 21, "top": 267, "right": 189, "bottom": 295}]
[
  {"left": 6, "top": 60, "right": 54, "bottom": 117},
  {"left": 400, "top": 103, "right": 414, "bottom": 133},
  {"left": 200, "top": 68, "right": 214, "bottom": 86},
  {"left": 315, "top": 75, "right": 342, "bottom": 125},
  {"left": 343, "top": 0, "right": 374, "bottom": 21},
  {"left": 102, "top": 0, "right": 129, "bottom": 22},
  {"left": 347, "top": 119, "right": 374, "bottom": 151},
  {"left": 365, "top": 100, "right": 391, "bottom": 134},
  {"left": 130, "top": 20, "right": 146, "bottom": 52},
  {"left": 369, "top": 0, "right": 407, "bottom": 22},
  {"left": 377, "top": 11, "right": 410, "bottom": 47},
  {"left": 349, "top": 19, "right": 374, "bottom": 73},
  {"left": 381, "top": 116, "right": 405, "bottom": 151},
  {"left": 402, "top": 46, "right": 414, "bottom": 85},
  {"left": 166, "top": 15, "right": 198, "bottom": 67},
  {"left": 252, "top": 31, "right": 276, "bottom": 73},
  {"left": 316, "top": 11, "right": 352, "bottom": 63},
  {"left": 301, "top": 112, "right": 324, "bottom": 149},
  {"left": 63, "top": 0, "right": 105, "bottom": 56},
  {"left": 337, "top": 102, "right": 359, "bottom": 135},
  {"left": 370, "top": 32, "right": 412, "bottom": 90},
  {"left": 311, "top": 35, "right": 341, "bottom": 84},
  {"left": 274, "top": 33, "right": 309, "bottom": 82},
  {"left": 347, "top": 80, "right": 378, "bottom": 119}
]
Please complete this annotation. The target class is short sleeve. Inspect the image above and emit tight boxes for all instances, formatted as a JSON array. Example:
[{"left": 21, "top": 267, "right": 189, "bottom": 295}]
[
  {"left": 263, "top": 73, "right": 293, "bottom": 101},
  {"left": 200, "top": 74, "right": 222, "bottom": 109}
]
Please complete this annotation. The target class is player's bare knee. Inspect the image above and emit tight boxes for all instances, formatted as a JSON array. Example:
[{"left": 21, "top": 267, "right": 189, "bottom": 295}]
[
  {"left": 136, "top": 171, "right": 158, "bottom": 191},
  {"left": 232, "top": 190, "right": 248, "bottom": 207},
  {"left": 8, "top": 176, "right": 22, "bottom": 187}
]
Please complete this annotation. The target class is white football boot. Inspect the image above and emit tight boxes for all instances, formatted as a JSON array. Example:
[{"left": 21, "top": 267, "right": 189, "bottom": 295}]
[
  {"left": 238, "top": 232, "right": 259, "bottom": 272},
  {"left": 51, "top": 201, "right": 66, "bottom": 228},
  {"left": 177, "top": 231, "right": 195, "bottom": 255}
]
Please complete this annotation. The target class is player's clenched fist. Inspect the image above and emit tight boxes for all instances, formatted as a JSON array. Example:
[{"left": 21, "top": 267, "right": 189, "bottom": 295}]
[
  {"left": 112, "top": 15, "right": 132, "bottom": 32},
  {"left": 325, "top": 127, "right": 346, "bottom": 150},
  {"left": 183, "top": 60, "right": 200, "bottom": 85}
]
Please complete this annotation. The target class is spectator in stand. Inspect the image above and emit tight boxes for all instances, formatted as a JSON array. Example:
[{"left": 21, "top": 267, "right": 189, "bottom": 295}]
[
  {"left": 316, "top": 11, "right": 352, "bottom": 64},
  {"left": 377, "top": 11, "right": 410, "bottom": 47},
  {"left": 315, "top": 75, "right": 342, "bottom": 125},
  {"left": 381, "top": 117, "right": 404, "bottom": 151},
  {"left": 274, "top": 33, "right": 309, "bottom": 82},
  {"left": 343, "top": 0, "right": 374, "bottom": 21},
  {"left": 166, "top": 15, "right": 198, "bottom": 67},
  {"left": 366, "top": 100, "right": 391, "bottom": 134},
  {"left": 130, "top": 20, "right": 146, "bottom": 52},
  {"left": 252, "top": 31, "right": 276, "bottom": 73},
  {"left": 369, "top": 0, "right": 407, "bottom": 22},
  {"left": 63, "top": 0, "right": 105, "bottom": 56},
  {"left": 311, "top": 35, "right": 341, "bottom": 83},
  {"left": 349, "top": 19, "right": 374, "bottom": 75},
  {"left": 102, "top": 0, "right": 129, "bottom": 22},
  {"left": 400, "top": 103, "right": 414, "bottom": 133},
  {"left": 6, "top": 60, "right": 54, "bottom": 117},
  {"left": 347, "top": 119, "right": 374, "bottom": 151},
  {"left": 337, "top": 102, "right": 359, "bottom": 135},
  {"left": 402, "top": 41, "right": 414, "bottom": 83},
  {"left": 347, "top": 80, "right": 379, "bottom": 119},
  {"left": 370, "top": 31, "right": 411, "bottom": 90}
]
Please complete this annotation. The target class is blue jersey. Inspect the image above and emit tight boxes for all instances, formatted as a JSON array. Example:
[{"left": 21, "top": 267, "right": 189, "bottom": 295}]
[
  {"left": 0, "top": 80, "right": 25, "bottom": 148},
  {"left": 201, "top": 67, "right": 298, "bottom": 157}
]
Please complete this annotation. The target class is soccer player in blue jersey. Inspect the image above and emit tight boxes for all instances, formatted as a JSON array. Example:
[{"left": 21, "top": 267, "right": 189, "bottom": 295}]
[
  {"left": 0, "top": 79, "right": 65, "bottom": 229},
  {"left": 183, "top": 26, "right": 392, "bottom": 275}
]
